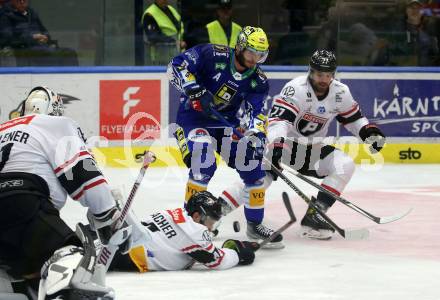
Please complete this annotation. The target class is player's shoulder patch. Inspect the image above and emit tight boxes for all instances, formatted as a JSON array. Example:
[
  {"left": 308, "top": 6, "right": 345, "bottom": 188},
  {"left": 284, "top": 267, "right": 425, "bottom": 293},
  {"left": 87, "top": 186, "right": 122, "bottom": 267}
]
[
  {"left": 167, "top": 208, "right": 186, "bottom": 224},
  {"left": 255, "top": 67, "right": 267, "bottom": 82},
  {"left": 210, "top": 44, "right": 230, "bottom": 60},
  {"left": 212, "top": 44, "right": 229, "bottom": 52},
  {"left": 184, "top": 48, "right": 199, "bottom": 64}
]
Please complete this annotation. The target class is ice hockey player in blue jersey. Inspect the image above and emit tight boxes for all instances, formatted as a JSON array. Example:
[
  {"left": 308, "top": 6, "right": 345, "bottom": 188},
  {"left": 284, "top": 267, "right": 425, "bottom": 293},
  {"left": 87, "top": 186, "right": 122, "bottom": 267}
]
[{"left": 167, "top": 26, "right": 283, "bottom": 248}]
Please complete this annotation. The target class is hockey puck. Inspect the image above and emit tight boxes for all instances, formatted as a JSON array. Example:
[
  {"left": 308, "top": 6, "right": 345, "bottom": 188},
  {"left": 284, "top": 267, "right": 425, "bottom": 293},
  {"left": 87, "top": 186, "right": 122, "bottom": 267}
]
[{"left": 233, "top": 221, "right": 240, "bottom": 232}]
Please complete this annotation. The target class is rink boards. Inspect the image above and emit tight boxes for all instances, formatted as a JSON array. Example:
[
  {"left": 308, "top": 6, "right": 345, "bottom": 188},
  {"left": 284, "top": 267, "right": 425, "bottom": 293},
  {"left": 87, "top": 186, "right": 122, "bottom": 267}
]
[{"left": 0, "top": 66, "right": 439, "bottom": 166}]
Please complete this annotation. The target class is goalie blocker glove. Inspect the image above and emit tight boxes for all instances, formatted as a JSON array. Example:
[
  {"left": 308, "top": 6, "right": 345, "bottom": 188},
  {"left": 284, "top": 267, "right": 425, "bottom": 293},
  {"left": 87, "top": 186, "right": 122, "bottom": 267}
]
[
  {"left": 359, "top": 124, "right": 386, "bottom": 153},
  {"left": 87, "top": 207, "right": 132, "bottom": 254},
  {"left": 222, "top": 239, "right": 258, "bottom": 265}
]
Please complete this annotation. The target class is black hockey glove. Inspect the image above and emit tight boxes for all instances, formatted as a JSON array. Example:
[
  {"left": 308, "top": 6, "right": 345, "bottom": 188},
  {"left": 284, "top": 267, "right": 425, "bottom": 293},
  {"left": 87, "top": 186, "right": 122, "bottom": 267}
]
[
  {"left": 222, "top": 239, "right": 258, "bottom": 265},
  {"left": 245, "top": 131, "right": 266, "bottom": 161},
  {"left": 184, "top": 84, "right": 214, "bottom": 117},
  {"left": 359, "top": 124, "right": 386, "bottom": 153},
  {"left": 266, "top": 137, "right": 289, "bottom": 181}
]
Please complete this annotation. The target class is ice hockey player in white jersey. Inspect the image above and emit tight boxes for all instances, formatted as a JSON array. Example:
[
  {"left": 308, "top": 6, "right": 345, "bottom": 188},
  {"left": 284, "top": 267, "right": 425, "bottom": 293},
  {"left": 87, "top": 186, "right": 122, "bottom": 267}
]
[
  {"left": 0, "top": 86, "right": 131, "bottom": 299},
  {"left": 265, "top": 50, "right": 386, "bottom": 240},
  {"left": 108, "top": 191, "right": 258, "bottom": 272}
]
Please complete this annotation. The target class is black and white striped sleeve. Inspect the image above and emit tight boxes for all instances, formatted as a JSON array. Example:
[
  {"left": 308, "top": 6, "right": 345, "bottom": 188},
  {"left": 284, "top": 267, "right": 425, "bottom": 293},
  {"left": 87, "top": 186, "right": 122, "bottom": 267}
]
[{"left": 49, "top": 118, "right": 115, "bottom": 214}]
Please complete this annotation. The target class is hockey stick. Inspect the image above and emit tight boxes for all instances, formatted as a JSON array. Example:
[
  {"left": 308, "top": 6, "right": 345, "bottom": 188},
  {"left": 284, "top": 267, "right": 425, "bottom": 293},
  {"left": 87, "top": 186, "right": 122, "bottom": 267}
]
[
  {"left": 271, "top": 166, "right": 369, "bottom": 240},
  {"left": 256, "top": 192, "right": 296, "bottom": 250},
  {"left": 96, "top": 151, "right": 156, "bottom": 270},
  {"left": 207, "top": 107, "right": 368, "bottom": 240},
  {"left": 280, "top": 162, "right": 412, "bottom": 224}
]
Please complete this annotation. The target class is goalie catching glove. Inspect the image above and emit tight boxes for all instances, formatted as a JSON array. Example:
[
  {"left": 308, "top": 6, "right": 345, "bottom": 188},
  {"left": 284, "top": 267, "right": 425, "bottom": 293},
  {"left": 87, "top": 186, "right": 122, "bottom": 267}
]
[{"left": 222, "top": 239, "right": 259, "bottom": 265}]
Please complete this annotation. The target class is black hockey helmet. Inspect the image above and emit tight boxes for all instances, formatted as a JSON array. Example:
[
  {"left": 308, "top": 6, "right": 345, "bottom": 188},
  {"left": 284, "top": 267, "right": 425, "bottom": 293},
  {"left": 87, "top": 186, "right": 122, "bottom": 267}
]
[
  {"left": 186, "top": 191, "right": 222, "bottom": 222},
  {"left": 309, "top": 49, "right": 337, "bottom": 73}
]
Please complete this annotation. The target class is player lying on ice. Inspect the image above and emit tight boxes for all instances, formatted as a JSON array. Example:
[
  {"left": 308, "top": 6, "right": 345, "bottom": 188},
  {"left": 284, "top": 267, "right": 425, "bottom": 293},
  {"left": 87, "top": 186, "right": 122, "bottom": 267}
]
[
  {"left": 167, "top": 26, "right": 284, "bottom": 248},
  {"left": 0, "top": 87, "right": 131, "bottom": 299},
  {"left": 263, "top": 49, "right": 386, "bottom": 240},
  {"left": 107, "top": 191, "right": 258, "bottom": 272}
]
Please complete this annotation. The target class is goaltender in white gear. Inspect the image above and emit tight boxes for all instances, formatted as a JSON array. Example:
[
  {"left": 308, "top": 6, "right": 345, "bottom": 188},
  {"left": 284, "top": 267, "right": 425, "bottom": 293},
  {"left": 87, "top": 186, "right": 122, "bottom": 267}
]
[
  {"left": 108, "top": 191, "right": 257, "bottom": 272},
  {"left": 0, "top": 86, "right": 130, "bottom": 300},
  {"left": 264, "top": 49, "right": 386, "bottom": 240}
]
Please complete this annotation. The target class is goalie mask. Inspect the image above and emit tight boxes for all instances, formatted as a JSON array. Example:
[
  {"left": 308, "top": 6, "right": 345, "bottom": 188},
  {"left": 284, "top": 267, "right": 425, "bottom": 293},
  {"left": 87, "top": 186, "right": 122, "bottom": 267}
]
[
  {"left": 186, "top": 191, "right": 222, "bottom": 225},
  {"left": 21, "top": 86, "right": 64, "bottom": 116}
]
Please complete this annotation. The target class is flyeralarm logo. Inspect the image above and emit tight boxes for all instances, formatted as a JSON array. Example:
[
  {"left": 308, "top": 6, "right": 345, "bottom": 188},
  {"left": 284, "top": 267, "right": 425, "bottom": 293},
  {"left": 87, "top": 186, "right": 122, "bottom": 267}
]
[{"left": 100, "top": 80, "right": 161, "bottom": 140}]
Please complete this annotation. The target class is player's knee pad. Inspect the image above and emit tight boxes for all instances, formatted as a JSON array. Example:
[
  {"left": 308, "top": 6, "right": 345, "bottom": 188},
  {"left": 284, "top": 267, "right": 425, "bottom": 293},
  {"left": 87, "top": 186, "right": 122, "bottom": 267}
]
[
  {"left": 38, "top": 245, "right": 114, "bottom": 300},
  {"left": 185, "top": 179, "right": 208, "bottom": 203},
  {"left": 219, "top": 182, "right": 246, "bottom": 215},
  {"left": 320, "top": 151, "right": 355, "bottom": 193}
]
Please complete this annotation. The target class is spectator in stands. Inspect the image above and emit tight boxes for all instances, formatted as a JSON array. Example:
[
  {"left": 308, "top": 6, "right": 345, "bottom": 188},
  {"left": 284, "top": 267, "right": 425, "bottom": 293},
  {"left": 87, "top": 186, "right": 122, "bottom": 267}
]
[
  {"left": 205, "top": 0, "right": 241, "bottom": 48},
  {"left": 405, "top": 0, "right": 440, "bottom": 65},
  {"left": 0, "top": 0, "right": 8, "bottom": 47},
  {"left": 0, "top": 0, "right": 78, "bottom": 66},
  {"left": 142, "top": 0, "right": 185, "bottom": 65},
  {"left": 0, "top": 0, "right": 16, "bottom": 66}
]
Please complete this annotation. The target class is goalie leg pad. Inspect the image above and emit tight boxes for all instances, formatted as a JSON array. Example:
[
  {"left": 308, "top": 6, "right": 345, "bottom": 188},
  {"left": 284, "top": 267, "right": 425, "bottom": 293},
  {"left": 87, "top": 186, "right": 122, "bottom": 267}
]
[{"left": 38, "top": 224, "right": 115, "bottom": 300}]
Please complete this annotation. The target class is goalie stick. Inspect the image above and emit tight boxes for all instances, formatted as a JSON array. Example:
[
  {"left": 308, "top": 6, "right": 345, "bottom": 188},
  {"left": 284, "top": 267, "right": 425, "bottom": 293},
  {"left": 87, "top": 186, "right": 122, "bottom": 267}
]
[
  {"left": 208, "top": 107, "right": 369, "bottom": 240},
  {"left": 256, "top": 192, "right": 296, "bottom": 250},
  {"left": 280, "top": 162, "right": 412, "bottom": 224},
  {"left": 97, "top": 151, "right": 156, "bottom": 271}
]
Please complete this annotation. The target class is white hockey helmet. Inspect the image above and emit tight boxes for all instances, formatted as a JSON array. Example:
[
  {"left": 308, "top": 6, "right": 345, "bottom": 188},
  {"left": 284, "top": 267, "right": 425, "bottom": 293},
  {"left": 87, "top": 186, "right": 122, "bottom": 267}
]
[{"left": 22, "top": 86, "right": 64, "bottom": 116}]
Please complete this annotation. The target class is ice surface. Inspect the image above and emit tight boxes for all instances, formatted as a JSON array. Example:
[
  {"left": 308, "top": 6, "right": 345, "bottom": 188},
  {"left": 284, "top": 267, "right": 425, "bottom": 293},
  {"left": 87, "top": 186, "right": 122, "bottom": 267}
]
[{"left": 60, "top": 164, "right": 440, "bottom": 300}]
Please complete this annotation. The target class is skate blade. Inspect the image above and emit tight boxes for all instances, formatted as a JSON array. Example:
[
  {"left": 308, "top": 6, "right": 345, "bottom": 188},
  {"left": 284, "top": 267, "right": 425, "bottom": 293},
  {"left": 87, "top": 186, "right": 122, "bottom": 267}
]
[{"left": 300, "top": 227, "right": 333, "bottom": 240}]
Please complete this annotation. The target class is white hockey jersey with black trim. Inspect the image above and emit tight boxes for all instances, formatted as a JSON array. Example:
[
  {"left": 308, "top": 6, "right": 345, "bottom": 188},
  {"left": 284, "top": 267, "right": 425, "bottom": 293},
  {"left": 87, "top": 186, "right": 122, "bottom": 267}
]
[
  {"left": 0, "top": 114, "right": 114, "bottom": 214},
  {"left": 267, "top": 75, "right": 369, "bottom": 144},
  {"left": 127, "top": 208, "right": 239, "bottom": 271}
]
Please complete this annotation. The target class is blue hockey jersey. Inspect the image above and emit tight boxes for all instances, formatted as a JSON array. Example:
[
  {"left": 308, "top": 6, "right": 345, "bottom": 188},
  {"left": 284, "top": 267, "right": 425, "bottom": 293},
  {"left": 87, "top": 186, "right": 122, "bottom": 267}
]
[{"left": 168, "top": 43, "right": 269, "bottom": 131}]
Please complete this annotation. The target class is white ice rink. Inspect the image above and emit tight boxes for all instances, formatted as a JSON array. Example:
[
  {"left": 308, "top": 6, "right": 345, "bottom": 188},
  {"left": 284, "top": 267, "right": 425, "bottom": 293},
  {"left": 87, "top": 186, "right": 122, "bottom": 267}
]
[{"left": 61, "top": 164, "right": 440, "bottom": 300}]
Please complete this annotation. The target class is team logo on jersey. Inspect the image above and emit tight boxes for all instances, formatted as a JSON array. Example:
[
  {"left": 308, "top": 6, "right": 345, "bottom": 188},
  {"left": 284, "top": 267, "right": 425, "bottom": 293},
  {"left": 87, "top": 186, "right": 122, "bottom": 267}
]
[
  {"left": 250, "top": 80, "right": 257, "bottom": 88},
  {"left": 215, "top": 63, "right": 226, "bottom": 70},
  {"left": 317, "top": 106, "right": 326, "bottom": 114},
  {"left": 214, "top": 84, "right": 237, "bottom": 106},
  {"left": 167, "top": 208, "right": 186, "bottom": 224},
  {"left": 335, "top": 92, "right": 343, "bottom": 102},
  {"left": 281, "top": 86, "right": 295, "bottom": 98},
  {"left": 297, "top": 113, "right": 328, "bottom": 136}
]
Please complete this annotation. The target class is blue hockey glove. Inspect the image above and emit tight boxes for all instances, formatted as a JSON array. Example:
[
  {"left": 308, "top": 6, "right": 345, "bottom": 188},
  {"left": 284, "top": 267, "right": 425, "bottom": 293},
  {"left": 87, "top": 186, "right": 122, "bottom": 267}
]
[
  {"left": 183, "top": 84, "right": 213, "bottom": 116},
  {"left": 245, "top": 131, "right": 266, "bottom": 161}
]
